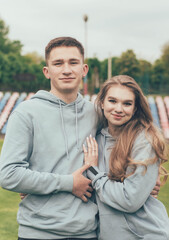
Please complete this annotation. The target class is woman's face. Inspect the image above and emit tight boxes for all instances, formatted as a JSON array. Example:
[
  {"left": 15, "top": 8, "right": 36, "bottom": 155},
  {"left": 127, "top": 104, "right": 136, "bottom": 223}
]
[{"left": 102, "top": 85, "right": 136, "bottom": 128}]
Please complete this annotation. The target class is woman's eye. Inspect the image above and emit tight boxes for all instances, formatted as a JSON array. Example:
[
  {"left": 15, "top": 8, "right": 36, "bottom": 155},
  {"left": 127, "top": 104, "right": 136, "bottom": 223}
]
[{"left": 124, "top": 102, "right": 132, "bottom": 106}]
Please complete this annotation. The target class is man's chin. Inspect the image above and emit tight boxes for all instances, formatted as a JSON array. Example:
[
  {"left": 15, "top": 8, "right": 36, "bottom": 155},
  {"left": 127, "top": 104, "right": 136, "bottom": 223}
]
[{"left": 61, "top": 88, "right": 78, "bottom": 95}]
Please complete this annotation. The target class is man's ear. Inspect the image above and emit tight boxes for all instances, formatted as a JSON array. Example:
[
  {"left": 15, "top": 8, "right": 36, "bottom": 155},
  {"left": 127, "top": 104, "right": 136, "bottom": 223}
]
[
  {"left": 82, "top": 64, "right": 89, "bottom": 78},
  {"left": 43, "top": 66, "right": 50, "bottom": 79}
]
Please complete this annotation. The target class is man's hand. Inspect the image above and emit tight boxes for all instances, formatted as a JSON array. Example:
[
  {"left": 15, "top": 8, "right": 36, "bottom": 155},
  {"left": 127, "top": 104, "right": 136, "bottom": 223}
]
[
  {"left": 72, "top": 164, "right": 93, "bottom": 202},
  {"left": 19, "top": 193, "right": 27, "bottom": 200},
  {"left": 151, "top": 175, "right": 161, "bottom": 198}
]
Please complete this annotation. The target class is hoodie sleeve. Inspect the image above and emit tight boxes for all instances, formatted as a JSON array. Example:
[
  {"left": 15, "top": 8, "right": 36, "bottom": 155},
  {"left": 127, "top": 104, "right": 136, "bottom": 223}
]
[
  {"left": 0, "top": 111, "right": 73, "bottom": 194},
  {"left": 89, "top": 132, "right": 159, "bottom": 213}
]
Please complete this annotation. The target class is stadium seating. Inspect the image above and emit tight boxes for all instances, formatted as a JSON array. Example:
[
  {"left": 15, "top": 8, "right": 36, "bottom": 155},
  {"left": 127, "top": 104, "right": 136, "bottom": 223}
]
[
  {"left": 0, "top": 92, "right": 19, "bottom": 130},
  {"left": 156, "top": 96, "right": 169, "bottom": 139},
  {"left": 0, "top": 92, "right": 169, "bottom": 139},
  {"left": 147, "top": 96, "right": 160, "bottom": 128},
  {"left": 1, "top": 92, "right": 27, "bottom": 134},
  {"left": 0, "top": 92, "right": 11, "bottom": 114}
]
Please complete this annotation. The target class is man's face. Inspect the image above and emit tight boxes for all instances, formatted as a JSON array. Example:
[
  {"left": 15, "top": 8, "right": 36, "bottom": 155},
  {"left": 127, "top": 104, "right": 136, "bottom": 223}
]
[{"left": 43, "top": 46, "right": 88, "bottom": 98}]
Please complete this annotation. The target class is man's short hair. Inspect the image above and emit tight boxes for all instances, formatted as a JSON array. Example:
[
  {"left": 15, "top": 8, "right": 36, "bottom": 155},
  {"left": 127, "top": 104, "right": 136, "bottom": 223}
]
[{"left": 45, "top": 37, "right": 84, "bottom": 64}]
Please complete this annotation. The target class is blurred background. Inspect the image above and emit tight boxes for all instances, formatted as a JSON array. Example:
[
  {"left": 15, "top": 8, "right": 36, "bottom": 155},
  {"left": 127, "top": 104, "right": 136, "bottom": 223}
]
[
  {"left": 0, "top": 0, "right": 169, "bottom": 95},
  {"left": 0, "top": 0, "right": 169, "bottom": 136}
]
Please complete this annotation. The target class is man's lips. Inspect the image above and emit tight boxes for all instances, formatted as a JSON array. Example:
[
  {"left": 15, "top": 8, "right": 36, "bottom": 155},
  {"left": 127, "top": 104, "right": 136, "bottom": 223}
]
[{"left": 59, "top": 77, "right": 75, "bottom": 80}]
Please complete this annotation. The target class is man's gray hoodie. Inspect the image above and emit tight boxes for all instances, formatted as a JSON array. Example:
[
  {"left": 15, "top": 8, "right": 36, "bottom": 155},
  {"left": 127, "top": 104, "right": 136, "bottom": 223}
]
[
  {"left": 0, "top": 90, "right": 98, "bottom": 239},
  {"left": 88, "top": 128, "right": 169, "bottom": 240}
]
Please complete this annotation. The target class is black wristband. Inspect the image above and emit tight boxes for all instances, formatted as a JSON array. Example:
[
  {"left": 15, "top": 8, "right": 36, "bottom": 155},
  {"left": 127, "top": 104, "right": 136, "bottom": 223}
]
[{"left": 89, "top": 166, "right": 98, "bottom": 175}]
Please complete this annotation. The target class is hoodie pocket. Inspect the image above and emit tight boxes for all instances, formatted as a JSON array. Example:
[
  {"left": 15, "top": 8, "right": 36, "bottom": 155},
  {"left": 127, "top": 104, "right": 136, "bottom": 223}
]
[
  {"left": 19, "top": 194, "right": 53, "bottom": 214},
  {"left": 123, "top": 213, "right": 144, "bottom": 239}
]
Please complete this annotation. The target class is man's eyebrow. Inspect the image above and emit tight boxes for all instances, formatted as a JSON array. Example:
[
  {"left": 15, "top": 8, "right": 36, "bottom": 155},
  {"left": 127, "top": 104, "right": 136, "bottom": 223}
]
[
  {"left": 69, "top": 58, "right": 80, "bottom": 61},
  {"left": 51, "top": 58, "right": 80, "bottom": 63},
  {"left": 51, "top": 59, "right": 63, "bottom": 63}
]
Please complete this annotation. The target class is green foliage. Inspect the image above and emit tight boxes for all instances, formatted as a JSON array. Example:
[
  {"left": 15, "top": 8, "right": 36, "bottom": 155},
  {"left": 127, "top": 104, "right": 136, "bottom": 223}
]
[
  {"left": 87, "top": 58, "right": 101, "bottom": 93},
  {"left": 1, "top": 16, "right": 169, "bottom": 94},
  {"left": 115, "top": 50, "right": 140, "bottom": 78},
  {"left": 0, "top": 17, "right": 49, "bottom": 92},
  {"left": 0, "top": 18, "right": 22, "bottom": 55}
]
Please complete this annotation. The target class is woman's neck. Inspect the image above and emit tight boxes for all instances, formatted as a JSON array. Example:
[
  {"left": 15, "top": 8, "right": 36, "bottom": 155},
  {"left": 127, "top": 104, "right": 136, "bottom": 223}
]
[{"left": 108, "top": 125, "right": 124, "bottom": 137}]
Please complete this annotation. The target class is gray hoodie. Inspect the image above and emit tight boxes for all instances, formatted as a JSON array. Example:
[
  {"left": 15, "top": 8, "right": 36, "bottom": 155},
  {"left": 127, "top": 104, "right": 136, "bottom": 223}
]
[
  {"left": 0, "top": 90, "right": 98, "bottom": 239},
  {"left": 88, "top": 128, "right": 169, "bottom": 240}
]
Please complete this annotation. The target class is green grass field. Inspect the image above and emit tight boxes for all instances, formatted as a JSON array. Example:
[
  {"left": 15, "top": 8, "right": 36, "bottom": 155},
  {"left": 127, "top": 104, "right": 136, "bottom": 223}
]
[{"left": 0, "top": 139, "right": 169, "bottom": 240}]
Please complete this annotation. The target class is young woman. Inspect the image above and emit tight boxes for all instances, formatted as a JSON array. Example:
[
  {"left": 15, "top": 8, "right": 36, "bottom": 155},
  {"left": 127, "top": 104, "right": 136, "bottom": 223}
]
[{"left": 83, "top": 75, "right": 169, "bottom": 240}]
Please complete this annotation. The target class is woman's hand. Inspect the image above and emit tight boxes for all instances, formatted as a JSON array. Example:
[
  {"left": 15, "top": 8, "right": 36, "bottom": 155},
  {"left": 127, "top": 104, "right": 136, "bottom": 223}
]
[{"left": 83, "top": 135, "right": 98, "bottom": 166}]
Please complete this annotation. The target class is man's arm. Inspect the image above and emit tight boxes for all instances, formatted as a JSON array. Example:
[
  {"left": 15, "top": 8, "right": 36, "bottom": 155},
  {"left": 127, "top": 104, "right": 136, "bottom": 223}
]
[
  {"left": 0, "top": 111, "right": 92, "bottom": 201},
  {"left": 20, "top": 164, "right": 93, "bottom": 202}
]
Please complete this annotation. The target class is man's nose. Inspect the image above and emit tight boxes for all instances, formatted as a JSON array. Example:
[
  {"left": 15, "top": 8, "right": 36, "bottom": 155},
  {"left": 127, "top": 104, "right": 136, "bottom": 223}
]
[{"left": 63, "top": 63, "right": 72, "bottom": 74}]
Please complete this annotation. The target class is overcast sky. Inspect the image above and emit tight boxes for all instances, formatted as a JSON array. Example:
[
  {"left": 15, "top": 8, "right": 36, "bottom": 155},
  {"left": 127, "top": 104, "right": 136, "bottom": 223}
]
[{"left": 0, "top": 0, "right": 169, "bottom": 62}]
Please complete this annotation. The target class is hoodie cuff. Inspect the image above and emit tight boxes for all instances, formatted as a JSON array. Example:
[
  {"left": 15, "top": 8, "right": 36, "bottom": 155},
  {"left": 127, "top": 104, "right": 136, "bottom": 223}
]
[
  {"left": 87, "top": 166, "right": 100, "bottom": 180},
  {"left": 57, "top": 174, "right": 74, "bottom": 192}
]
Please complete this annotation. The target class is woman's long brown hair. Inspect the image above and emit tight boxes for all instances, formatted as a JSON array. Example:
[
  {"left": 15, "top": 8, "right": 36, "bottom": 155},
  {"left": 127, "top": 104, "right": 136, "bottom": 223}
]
[{"left": 96, "top": 75, "right": 168, "bottom": 183}]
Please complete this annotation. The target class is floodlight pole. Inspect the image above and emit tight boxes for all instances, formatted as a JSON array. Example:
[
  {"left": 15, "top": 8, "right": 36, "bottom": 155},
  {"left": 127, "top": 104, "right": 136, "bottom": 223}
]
[{"left": 83, "top": 14, "right": 88, "bottom": 95}]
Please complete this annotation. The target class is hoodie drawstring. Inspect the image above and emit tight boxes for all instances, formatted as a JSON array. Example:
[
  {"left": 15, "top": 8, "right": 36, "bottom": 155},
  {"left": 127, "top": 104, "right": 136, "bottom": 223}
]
[
  {"left": 75, "top": 102, "right": 79, "bottom": 150},
  {"left": 58, "top": 100, "right": 79, "bottom": 161},
  {"left": 59, "top": 100, "right": 69, "bottom": 160}
]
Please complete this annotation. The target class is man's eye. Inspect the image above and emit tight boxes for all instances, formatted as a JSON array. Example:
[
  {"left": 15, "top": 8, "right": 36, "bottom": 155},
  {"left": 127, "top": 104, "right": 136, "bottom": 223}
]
[
  {"left": 71, "top": 61, "right": 78, "bottom": 65},
  {"left": 54, "top": 62, "right": 62, "bottom": 66}
]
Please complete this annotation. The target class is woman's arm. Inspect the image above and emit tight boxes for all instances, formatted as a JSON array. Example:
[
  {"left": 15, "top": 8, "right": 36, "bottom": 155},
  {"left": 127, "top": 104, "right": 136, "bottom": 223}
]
[{"left": 84, "top": 134, "right": 159, "bottom": 213}]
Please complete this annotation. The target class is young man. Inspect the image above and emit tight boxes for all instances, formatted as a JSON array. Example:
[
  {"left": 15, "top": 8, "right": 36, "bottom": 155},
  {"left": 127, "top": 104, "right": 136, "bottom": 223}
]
[{"left": 0, "top": 37, "right": 98, "bottom": 240}]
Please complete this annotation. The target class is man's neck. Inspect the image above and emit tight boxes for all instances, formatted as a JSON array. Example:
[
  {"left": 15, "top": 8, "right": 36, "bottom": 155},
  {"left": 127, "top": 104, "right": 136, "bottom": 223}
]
[{"left": 50, "top": 89, "right": 78, "bottom": 104}]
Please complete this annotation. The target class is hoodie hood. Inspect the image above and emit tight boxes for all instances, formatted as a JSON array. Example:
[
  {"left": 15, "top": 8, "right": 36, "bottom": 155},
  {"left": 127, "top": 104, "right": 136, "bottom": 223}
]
[
  {"left": 96, "top": 128, "right": 116, "bottom": 173},
  {"left": 31, "top": 90, "right": 86, "bottom": 160},
  {"left": 31, "top": 90, "right": 85, "bottom": 111},
  {"left": 100, "top": 127, "right": 117, "bottom": 141}
]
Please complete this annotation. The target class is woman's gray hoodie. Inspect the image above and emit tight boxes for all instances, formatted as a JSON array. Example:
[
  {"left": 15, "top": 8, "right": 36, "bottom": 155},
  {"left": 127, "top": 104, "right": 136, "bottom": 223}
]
[
  {"left": 88, "top": 128, "right": 169, "bottom": 240},
  {"left": 0, "top": 90, "right": 98, "bottom": 239}
]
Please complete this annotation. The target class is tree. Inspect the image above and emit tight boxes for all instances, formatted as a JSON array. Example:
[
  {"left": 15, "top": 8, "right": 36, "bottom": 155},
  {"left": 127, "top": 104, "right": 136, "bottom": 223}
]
[
  {"left": 115, "top": 50, "right": 140, "bottom": 78},
  {"left": 150, "top": 42, "right": 169, "bottom": 94},
  {"left": 24, "top": 52, "right": 44, "bottom": 64},
  {"left": 0, "top": 18, "right": 22, "bottom": 54},
  {"left": 87, "top": 58, "right": 100, "bottom": 93},
  {"left": 137, "top": 59, "right": 152, "bottom": 94}
]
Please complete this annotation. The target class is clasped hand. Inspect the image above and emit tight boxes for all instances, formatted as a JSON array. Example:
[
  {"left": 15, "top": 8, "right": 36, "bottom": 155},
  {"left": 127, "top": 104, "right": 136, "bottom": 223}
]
[{"left": 72, "top": 135, "right": 98, "bottom": 202}]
